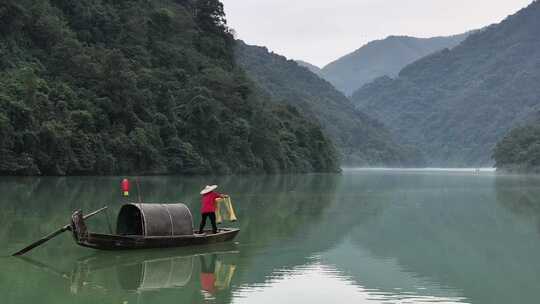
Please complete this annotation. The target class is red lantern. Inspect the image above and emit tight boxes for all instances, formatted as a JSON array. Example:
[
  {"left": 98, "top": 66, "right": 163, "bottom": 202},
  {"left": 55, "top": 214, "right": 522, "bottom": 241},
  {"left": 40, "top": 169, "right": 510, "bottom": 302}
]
[{"left": 121, "top": 179, "right": 129, "bottom": 197}]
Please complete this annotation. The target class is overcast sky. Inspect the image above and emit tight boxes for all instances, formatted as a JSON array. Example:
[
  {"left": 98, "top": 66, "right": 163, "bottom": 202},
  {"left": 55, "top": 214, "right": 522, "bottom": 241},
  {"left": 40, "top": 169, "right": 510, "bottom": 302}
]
[{"left": 222, "top": 0, "right": 534, "bottom": 67}]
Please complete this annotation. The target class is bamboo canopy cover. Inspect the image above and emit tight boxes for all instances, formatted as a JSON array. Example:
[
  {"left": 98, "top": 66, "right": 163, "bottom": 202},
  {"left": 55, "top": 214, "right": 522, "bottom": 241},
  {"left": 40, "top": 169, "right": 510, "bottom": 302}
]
[{"left": 116, "top": 203, "right": 194, "bottom": 237}]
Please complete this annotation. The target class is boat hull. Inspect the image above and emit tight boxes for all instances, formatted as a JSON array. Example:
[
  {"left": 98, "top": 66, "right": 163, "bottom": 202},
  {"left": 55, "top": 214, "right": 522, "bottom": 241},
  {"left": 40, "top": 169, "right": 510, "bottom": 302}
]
[{"left": 76, "top": 228, "right": 240, "bottom": 251}]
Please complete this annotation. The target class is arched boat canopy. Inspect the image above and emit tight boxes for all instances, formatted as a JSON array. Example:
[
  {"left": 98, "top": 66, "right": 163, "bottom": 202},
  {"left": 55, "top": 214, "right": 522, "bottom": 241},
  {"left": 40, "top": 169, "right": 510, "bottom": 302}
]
[{"left": 116, "top": 203, "right": 194, "bottom": 237}]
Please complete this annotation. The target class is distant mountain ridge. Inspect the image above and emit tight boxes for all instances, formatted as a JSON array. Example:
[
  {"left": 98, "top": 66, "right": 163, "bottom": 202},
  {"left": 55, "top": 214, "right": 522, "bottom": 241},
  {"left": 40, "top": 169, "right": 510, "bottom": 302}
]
[
  {"left": 319, "top": 33, "right": 470, "bottom": 95},
  {"left": 352, "top": 0, "right": 540, "bottom": 166},
  {"left": 295, "top": 60, "right": 322, "bottom": 76},
  {"left": 235, "top": 41, "right": 425, "bottom": 166}
]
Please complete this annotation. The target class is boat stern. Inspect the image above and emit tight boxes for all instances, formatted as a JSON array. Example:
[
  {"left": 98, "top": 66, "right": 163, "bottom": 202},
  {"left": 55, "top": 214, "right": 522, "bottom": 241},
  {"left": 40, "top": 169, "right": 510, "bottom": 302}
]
[{"left": 70, "top": 210, "right": 89, "bottom": 244}]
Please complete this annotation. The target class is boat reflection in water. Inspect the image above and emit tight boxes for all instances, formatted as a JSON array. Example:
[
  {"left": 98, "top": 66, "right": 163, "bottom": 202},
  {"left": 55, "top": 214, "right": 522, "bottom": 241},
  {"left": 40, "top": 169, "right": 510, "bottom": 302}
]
[
  {"left": 21, "top": 245, "right": 239, "bottom": 302},
  {"left": 116, "top": 254, "right": 193, "bottom": 292}
]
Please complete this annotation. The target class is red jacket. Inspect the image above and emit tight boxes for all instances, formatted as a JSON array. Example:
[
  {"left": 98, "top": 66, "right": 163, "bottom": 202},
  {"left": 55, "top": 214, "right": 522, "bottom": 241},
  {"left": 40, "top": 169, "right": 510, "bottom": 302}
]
[{"left": 201, "top": 191, "right": 221, "bottom": 214}]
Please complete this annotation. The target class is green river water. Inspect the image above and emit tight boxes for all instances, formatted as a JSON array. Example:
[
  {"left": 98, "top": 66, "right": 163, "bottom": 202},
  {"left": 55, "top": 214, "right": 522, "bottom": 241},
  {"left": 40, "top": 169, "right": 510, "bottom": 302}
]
[{"left": 1, "top": 169, "right": 539, "bottom": 304}]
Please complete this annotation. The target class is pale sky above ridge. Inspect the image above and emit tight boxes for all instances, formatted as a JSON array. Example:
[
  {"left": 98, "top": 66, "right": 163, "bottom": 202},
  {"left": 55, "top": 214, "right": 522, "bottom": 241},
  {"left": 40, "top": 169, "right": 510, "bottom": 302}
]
[{"left": 222, "top": 0, "right": 534, "bottom": 67}]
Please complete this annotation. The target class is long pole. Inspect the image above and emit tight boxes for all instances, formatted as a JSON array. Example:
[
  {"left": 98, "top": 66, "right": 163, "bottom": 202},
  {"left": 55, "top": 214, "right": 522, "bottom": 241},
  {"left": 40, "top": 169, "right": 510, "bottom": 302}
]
[
  {"left": 12, "top": 207, "right": 108, "bottom": 256},
  {"left": 135, "top": 177, "right": 143, "bottom": 203},
  {"left": 135, "top": 177, "right": 145, "bottom": 235}
]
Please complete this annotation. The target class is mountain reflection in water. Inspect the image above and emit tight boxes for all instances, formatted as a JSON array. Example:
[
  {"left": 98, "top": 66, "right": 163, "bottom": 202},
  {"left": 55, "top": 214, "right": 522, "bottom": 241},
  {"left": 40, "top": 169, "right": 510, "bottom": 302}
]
[{"left": 1, "top": 171, "right": 540, "bottom": 304}]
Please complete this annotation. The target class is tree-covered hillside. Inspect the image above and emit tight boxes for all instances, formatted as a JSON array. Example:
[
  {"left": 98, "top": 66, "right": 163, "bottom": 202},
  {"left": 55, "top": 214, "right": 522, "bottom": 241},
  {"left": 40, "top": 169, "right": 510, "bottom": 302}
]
[
  {"left": 321, "top": 33, "right": 470, "bottom": 96},
  {"left": 352, "top": 1, "right": 540, "bottom": 167},
  {"left": 0, "top": 0, "right": 339, "bottom": 175},
  {"left": 235, "top": 41, "right": 425, "bottom": 167},
  {"left": 493, "top": 123, "right": 540, "bottom": 172}
]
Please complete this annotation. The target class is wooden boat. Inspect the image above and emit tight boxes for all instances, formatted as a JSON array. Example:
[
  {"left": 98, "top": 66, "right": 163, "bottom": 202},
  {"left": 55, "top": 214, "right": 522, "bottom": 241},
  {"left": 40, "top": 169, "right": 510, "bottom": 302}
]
[{"left": 71, "top": 203, "right": 240, "bottom": 251}]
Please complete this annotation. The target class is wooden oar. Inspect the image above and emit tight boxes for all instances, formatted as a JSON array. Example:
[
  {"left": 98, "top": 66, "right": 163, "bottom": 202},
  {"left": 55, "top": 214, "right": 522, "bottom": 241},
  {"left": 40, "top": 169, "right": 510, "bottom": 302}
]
[{"left": 12, "top": 206, "right": 108, "bottom": 256}]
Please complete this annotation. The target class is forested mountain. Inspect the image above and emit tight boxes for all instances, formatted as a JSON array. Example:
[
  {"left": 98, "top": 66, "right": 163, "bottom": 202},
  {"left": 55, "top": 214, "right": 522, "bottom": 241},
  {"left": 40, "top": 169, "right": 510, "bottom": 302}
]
[
  {"left": 493, "top": 110, "right": 540, "bottom": 172},
  {"left": 321, "top": 33, "right": 470, "bottom": 95},
  {"left": 0, "top": 0, "right": 339, "bottom": 175},
  {"left": 295, "top": 60, "right": 322, "bottom": 76},
  {"left": 352, "top": 1, "right": 540, "bottom": 167},
  {"left": 235, "top": 41, "right": 425, "bottom": 166},
  {"left": 493, "top": 124, "right": 540, "bottom": 172}
]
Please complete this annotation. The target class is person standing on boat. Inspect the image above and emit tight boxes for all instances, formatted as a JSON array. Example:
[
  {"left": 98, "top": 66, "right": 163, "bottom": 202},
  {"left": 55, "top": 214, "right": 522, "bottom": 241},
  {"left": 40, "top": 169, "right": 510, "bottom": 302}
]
[{"left": 199, "top": 185, "right": 227, "bottom": 234}]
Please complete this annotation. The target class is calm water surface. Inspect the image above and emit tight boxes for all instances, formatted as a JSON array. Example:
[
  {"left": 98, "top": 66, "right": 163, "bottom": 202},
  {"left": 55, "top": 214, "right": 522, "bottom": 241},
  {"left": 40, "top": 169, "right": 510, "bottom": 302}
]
[{"left": 1, "top": 170, "right": 540, "bottom": 304}]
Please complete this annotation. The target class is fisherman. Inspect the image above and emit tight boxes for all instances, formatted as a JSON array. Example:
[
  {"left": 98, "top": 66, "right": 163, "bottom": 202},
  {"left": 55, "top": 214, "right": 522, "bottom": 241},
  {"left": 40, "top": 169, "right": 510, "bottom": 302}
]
[{"left": 199, "top": 185, "right": 228, "bottom": 234}]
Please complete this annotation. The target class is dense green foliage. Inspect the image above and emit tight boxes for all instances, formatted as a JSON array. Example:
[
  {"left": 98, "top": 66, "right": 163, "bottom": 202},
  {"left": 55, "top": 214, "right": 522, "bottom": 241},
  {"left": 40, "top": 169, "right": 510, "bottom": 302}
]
[
  {"left": 320, "top": 34, "right": 469, "bottom": 96},
  {"left": 493, "top": 124, "right": 540, "bottom": 172},
  {"left": 0, "top": 0, "right": 339, "bottom": 175},
  {"left": 235, "top": 41, "right": 425, "bottom": 167},
  {"left": 352, "top": 1, "right": 540, "bottom": 167}
]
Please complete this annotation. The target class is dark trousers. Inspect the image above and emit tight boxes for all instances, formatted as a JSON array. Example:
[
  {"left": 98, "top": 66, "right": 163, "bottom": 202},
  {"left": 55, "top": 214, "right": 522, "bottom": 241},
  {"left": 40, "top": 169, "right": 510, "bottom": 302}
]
[{"left": 199, "top": 212, "right": 217, "bottom": 234}]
